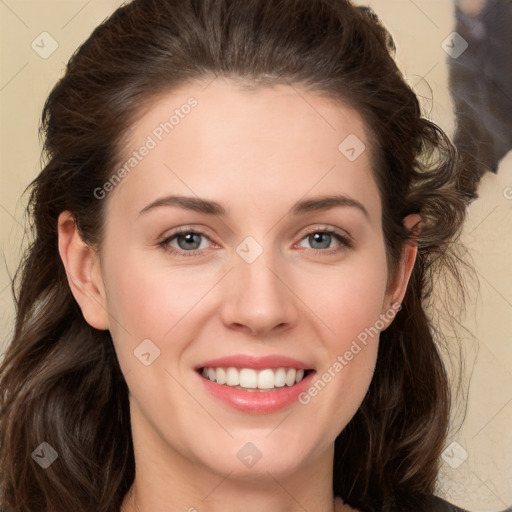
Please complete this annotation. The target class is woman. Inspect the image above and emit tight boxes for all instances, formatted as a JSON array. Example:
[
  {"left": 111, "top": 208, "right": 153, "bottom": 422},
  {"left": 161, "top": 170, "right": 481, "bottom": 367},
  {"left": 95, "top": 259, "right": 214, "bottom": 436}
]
[{"left": 0, "top": 0, "right": 473, "bottom": 511}]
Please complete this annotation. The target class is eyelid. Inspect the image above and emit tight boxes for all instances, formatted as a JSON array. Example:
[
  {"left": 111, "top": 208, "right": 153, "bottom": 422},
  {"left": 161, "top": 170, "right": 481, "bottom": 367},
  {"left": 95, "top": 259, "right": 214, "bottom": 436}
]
[
  {"left": 295, "top": 224, "right": 354, "bottom": 245},
  {"left": 159, "top": 225, "right": 216, "bottom": 242}
]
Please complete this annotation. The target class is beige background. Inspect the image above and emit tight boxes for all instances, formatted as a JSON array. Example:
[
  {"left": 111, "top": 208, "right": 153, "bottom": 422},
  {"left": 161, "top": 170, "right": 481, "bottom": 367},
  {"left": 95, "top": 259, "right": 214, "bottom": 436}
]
[{"left": 0, "top": 1, "right": 511, "bottom": 510}]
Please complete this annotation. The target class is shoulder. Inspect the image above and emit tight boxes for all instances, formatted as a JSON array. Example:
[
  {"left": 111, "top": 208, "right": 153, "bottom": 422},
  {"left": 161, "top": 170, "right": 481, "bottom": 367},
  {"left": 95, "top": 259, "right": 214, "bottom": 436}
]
[
  {"left": 423, "top": 494, "right": 470, "bottom": 512},
  {"left": 336, "top": 493, "right": 471, "bottom": 512}
]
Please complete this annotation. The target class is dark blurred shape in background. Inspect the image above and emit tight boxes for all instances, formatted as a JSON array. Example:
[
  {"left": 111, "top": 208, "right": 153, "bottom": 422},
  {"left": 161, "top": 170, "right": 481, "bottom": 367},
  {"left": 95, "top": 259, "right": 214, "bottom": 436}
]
[{"left": 449, "top": 0, "right": 512, "bottom": 199}]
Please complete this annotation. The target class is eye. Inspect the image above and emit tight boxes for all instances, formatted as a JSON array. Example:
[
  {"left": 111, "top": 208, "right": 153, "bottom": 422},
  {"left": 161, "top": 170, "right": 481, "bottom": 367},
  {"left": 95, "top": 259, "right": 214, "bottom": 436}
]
[
  {"left": 159, "top": 229, "right": 213, "bottom": 257},
  {"left": 158, "top": 226, "right": 352, "bottom": 258},
  {"left": 297, "top": 229, "right": 352, "bottom": 253}
]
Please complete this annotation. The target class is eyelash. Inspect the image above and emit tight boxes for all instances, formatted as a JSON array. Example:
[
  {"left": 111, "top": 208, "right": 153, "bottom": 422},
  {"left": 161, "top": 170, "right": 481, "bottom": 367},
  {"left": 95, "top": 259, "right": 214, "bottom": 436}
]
[{"left": 158, "top": 226, "right": 353, "bottom": 258}]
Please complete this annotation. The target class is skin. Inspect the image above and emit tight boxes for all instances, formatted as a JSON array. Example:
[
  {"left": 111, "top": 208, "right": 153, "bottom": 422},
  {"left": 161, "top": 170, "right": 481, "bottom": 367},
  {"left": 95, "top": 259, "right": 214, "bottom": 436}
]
[{"left": 58, "top": 78, "right": 419, "bottom": 512}]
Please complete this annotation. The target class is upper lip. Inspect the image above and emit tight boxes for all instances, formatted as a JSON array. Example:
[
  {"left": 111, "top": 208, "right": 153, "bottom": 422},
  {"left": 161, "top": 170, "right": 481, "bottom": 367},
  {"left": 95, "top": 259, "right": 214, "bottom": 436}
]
[{"left": 195, "top": 354, "right": 314, "bottom": 371}]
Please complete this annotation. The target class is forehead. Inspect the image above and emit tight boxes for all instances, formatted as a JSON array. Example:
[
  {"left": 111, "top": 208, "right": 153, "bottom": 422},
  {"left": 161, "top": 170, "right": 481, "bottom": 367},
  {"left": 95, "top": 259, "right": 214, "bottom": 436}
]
[{"left": 108, "top": 78, "right": 381, "bottom": 223}]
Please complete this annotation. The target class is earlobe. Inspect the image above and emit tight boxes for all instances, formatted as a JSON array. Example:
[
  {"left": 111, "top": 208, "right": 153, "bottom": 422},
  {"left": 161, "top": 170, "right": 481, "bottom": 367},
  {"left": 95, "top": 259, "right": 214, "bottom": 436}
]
[{"left": 57, "top": 211, "right": 110, "bottom": 330}]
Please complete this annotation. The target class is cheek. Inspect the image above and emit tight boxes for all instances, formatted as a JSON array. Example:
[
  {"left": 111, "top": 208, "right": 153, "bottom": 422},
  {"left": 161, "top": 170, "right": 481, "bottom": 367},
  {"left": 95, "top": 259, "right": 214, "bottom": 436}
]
[
  {"left": 299, "top": 246, "right": 389, "bottom": 347},
  {"left": 102, "top": 248, "right": 220, "bottom": 339},
  {"left": 101, "top": 251, "right": 218, "bottom": 402}
]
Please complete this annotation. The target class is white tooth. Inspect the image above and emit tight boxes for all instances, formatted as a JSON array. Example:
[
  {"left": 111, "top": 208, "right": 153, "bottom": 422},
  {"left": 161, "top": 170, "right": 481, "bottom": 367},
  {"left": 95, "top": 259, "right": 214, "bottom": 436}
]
[
  {"left": 257, "top": 369, "right": 275, "bottom": 389},
  {"left": 274, "top": 368, "right": 286, "bottom": 387},
  {"left": 207, "top": 366, "right": 305, "bottom": 389},
  {"left": 226, "top": 367, "right": 240, "bottom": 386},
  {"left": 285, "top": 368, "right": 296, "bottom": 386},
  {"left": 216, "top": 367, "right": 226, "bottom": 385},
  {"left": 239, "top": 368, "right": 258, "bottom": 388}
]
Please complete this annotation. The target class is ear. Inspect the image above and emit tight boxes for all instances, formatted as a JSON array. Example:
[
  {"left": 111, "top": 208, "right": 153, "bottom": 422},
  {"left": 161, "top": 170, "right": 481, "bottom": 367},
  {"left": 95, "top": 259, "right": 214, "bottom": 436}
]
[
  {"left": 383, "top": 213, "right": 422, "bottom": 310},
  {"left": 57, "top": 211, "right": 109, "bottom": 330}
]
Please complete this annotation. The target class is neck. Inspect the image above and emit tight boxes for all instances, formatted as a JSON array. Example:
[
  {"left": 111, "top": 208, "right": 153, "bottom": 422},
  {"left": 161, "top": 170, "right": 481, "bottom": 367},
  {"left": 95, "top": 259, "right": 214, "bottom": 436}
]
[
  {"left": 120, "top": 442, "right": 350, "bottom": 512},
  {"left": 123, "top": 483, "right": 351, "bottom": 512}
]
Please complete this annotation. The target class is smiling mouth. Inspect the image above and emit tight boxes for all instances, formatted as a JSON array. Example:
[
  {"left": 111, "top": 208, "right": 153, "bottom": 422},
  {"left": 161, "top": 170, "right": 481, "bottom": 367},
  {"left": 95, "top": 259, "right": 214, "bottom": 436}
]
[{"left": 198, "top": 367, "right": 314, "bottom": 392}]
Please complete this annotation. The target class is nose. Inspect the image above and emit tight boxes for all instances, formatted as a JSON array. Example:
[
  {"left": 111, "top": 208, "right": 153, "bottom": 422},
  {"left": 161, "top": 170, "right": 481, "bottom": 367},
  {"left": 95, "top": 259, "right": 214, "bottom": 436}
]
[{"left": 219, "top": 248, "right": 299, "bottom": 337}]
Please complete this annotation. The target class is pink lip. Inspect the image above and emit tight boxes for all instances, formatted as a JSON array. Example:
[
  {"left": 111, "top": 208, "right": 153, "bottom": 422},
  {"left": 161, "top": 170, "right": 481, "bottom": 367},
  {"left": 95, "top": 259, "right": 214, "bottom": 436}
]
[
  {"left": 195, "top": 355, "right": 316, "bottom": 414},
  {"left": 195, "top": 354, "right": 313, "bottom": 371},
  {"left": 196, "top": 370, "right": 315, "bottom": 414}
]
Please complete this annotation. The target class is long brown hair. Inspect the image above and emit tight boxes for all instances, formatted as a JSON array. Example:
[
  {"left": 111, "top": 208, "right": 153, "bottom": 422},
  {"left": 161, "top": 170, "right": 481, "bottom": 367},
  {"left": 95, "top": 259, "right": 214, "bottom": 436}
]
[{"left": 0, "top": 1, "right": 471, "bottom": 511}]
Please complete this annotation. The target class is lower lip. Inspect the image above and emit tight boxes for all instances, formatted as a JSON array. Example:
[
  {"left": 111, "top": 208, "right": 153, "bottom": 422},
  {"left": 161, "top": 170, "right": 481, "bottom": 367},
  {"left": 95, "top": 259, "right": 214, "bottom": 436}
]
[{"left": 197, "top": 371, "right": 315, "bottom": 414}]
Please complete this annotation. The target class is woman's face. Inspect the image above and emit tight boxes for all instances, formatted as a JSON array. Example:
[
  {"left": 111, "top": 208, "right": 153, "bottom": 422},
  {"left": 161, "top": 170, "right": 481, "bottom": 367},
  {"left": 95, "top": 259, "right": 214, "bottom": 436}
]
[{"left": 60, "top": 78, "right": 415, "bottom": 484}]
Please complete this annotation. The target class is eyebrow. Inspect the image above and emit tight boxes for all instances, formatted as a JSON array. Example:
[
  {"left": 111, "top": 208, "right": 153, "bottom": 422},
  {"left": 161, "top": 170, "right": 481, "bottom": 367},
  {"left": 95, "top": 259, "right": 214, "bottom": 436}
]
[{"left": 139, "top": 194, "right": 369, "bottom": 219}]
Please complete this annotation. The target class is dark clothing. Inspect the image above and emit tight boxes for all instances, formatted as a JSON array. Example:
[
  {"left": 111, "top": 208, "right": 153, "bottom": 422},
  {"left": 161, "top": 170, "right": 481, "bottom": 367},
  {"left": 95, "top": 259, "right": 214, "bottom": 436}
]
[
  {"left": 344, "top": 492, "right": 472, "bottom": 511},
  {"left": 423, "top": 494, "right": 470, "bottom": 511}
]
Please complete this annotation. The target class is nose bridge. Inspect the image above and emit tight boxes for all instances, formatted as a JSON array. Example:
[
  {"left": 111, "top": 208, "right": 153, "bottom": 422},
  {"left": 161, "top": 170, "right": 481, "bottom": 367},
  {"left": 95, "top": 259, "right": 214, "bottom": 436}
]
[{"left": 219, "top": 236, "right": 298, "bottom": 334}]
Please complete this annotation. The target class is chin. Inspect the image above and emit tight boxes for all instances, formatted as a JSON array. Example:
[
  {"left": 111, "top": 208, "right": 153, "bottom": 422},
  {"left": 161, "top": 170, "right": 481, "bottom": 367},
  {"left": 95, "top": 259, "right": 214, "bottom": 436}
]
[{"left": 196, "top": 433, "right": 316, "bottom": 479}]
